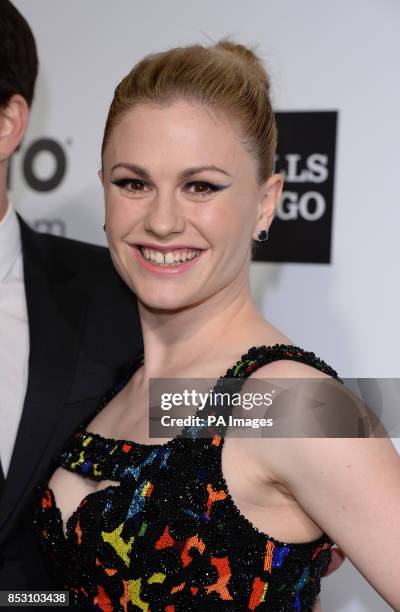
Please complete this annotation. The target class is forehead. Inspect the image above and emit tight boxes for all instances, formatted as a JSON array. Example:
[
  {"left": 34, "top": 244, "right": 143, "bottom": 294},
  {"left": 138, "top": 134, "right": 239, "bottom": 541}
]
[{"left": 104, "top": 100, "right": 250, "bottom": 173}]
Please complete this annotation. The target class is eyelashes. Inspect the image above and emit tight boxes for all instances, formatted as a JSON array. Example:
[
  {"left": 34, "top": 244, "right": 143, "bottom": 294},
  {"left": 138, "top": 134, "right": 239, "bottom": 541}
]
[{"left": 110, "top": 178, "right": 228, "bottom": 198}]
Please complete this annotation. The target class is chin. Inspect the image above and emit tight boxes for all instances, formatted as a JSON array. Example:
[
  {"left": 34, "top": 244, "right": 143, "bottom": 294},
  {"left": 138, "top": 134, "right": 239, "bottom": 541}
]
[
  {"left": 139, "top": 298, "right": 192, "bottom": 313},
  {"left": 136, "top": 286, "right": 201, "bottom": 312}
]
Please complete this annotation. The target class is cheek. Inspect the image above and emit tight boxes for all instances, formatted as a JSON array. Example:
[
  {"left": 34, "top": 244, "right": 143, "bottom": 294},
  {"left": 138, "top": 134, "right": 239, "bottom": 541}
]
[
  {"left": 202, "top": 196, "right": 249, "bottom": 236},
  {"left": 106, "top": 195, "right": 138, "bottom": 237},
  {"left": 213, "top": 200, "right": 254, "bottom": 252}
]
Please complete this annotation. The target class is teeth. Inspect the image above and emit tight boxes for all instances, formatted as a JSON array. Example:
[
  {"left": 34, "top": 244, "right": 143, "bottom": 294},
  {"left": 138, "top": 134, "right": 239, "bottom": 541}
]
[
  {"left": 165, "top": 252, "right": 175, "bottom": 264},
  {"left": 140, "top": 247, "right": 200, "bottom": 265}
]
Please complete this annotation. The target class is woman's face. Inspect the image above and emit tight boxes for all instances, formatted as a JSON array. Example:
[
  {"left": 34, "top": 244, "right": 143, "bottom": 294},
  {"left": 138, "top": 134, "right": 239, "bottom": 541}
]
[{"left": 101, "top": 99, "right": 282, "bottom": 311}]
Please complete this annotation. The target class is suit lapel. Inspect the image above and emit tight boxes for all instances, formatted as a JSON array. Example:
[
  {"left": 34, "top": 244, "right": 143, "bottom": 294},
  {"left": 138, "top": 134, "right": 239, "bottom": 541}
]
[{"left": 0, "top": 218, "right": 89, "bottom": 541}]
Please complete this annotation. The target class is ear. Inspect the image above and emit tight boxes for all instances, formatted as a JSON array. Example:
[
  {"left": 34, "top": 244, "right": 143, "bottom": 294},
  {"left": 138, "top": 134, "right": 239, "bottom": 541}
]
[
  {"left": 0, "top": 95, "right": 30, "bottom": 159},
  {"left": 253, "top": 173, "right": 284, "bottom": 239},
  {"left": 97, "top": 168, "right": 104, "bottom": 184}
]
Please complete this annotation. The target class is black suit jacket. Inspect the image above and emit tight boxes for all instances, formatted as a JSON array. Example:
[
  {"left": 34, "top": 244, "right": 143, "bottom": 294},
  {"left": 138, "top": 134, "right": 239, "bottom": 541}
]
[{"left": 0, "top": 216, "right": 143, "bottom": 590}]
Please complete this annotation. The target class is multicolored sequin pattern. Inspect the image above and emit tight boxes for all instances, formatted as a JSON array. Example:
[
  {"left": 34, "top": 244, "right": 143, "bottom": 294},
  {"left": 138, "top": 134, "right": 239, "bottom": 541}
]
[{"left": 33, "top": 344, "right": 342, "bottom": 611}]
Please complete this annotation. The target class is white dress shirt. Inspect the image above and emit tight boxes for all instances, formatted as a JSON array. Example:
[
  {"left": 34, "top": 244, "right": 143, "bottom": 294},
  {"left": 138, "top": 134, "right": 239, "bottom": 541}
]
[{"left": 0, "top": 201, "right": 29, "bottom": 477}]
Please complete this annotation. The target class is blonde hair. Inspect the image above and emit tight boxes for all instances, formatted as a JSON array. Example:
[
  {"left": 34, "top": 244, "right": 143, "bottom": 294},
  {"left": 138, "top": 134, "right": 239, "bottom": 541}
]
[{"left": 101, "top": 38, "right": 277, "bottom": 184}]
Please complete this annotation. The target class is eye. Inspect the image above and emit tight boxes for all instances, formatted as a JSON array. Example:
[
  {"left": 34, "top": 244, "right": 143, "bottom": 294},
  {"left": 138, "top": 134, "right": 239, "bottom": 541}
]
[
  {"left": 111, "top": 178, "right": 147, "bottom": 193},
  {"left": 186, "top": 181, "right": 226, "bottom": 197}
]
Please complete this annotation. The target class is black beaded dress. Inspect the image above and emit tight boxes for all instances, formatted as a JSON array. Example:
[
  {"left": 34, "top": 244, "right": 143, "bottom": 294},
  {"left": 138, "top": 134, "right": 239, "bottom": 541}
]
[{"left": 32, "top": 344, "right": 343, "bottom": 611}]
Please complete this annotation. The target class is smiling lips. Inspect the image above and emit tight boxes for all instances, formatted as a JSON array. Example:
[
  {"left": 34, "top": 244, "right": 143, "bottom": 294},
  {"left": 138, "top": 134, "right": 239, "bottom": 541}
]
[
  {"left": 140, "top": 246, "right": 201, "bottom": 265},
  {"left": 131, "top": 244, "right": 205, "bottom": 274}
]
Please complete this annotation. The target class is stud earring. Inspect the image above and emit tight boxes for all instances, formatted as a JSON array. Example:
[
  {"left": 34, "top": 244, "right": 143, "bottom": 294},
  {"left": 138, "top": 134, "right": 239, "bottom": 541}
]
[{"left": 255, "top": 228, "right": 269, "bottom": 244}]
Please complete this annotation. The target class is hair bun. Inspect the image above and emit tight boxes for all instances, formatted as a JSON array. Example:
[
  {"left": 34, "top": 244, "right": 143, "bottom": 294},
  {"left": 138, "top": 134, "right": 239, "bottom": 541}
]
[
  {"left": 215, "top": 39, "right": 257, "bottom": 64},
  {"left": 214, "top": 38, "right": 271, "bottom": 91}
]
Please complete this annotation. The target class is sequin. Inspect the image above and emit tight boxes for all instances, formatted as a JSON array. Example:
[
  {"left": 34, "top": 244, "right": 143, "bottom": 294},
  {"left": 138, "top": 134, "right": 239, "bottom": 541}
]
[{"left": 32, "top": 344, "right": 343, "bottom": 610}]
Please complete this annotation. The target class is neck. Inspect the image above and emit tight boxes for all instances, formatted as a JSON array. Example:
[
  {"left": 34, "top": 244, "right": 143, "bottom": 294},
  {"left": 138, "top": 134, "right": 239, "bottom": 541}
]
[
  {"left": 136, "top": 268, "right": 267, "bottom": 380},
  {"left": 0, "top": 168, "right": 9, "bottom": 223}
]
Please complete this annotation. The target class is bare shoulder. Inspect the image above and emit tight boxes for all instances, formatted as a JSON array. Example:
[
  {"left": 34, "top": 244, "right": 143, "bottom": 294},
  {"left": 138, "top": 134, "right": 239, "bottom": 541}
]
[
  {"left": 243, "top": 351, "right": 339, "bottom": 482},
  {"left": 245, "top": 352, "right": 399, "bottom": 490}
]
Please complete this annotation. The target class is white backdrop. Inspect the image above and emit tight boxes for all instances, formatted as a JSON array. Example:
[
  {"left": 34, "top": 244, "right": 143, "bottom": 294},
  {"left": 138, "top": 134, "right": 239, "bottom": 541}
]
[{"left": 11, "top": 1, "right": 400, "bottom": 609}]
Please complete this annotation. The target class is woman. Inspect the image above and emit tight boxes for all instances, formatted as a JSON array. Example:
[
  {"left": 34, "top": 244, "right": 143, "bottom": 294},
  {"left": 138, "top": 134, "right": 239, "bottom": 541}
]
[{"left": 33, "top": 39, "right": 400, "bottom": 610}]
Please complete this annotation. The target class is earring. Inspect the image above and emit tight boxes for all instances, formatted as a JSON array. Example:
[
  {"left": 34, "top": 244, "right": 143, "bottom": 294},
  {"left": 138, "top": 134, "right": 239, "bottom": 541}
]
[
  {"left": 103, "top": 224, "right": 106, "bottom": 232},
  {"left": 255, "top": 228, "right": 269, "bottom": 244}
]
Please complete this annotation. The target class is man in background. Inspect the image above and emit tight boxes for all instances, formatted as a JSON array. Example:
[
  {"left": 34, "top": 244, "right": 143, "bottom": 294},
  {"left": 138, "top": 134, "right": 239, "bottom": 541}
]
[{"left": 0, "top": 0, "right": 143, "bottom": 589}]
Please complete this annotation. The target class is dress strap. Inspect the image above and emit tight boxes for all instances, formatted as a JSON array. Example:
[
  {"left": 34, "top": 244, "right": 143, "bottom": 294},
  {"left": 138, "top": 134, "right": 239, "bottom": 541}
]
[
  {"left": 222, "top": 343, "right": 343, "bottom": 383},
  {"left": 187, "top": 343, "right": 343, "bottom": 440}
]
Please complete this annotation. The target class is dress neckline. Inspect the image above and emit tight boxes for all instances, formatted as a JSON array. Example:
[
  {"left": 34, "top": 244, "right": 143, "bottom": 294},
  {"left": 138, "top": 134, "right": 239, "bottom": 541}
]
[{"left": 78, "top": 343, "right": 342, "bottom": 450}]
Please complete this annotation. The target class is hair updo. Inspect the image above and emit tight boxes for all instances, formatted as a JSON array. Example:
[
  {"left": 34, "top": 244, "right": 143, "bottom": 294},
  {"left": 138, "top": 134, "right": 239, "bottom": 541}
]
[{"left": 101, "top": 37, "right": 277, "bottom": 184}]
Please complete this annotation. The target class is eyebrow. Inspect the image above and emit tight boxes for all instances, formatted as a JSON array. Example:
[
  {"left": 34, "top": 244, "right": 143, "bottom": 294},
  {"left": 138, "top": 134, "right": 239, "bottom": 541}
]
[{"left": 110, "top": 163, "right": 232, "bottom": 180}]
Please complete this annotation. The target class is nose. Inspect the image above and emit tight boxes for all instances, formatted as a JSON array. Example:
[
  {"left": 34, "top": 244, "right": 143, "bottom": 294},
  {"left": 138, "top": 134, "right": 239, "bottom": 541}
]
[{"left": 143, "top": 196, "right": 186, "bottom": 238}]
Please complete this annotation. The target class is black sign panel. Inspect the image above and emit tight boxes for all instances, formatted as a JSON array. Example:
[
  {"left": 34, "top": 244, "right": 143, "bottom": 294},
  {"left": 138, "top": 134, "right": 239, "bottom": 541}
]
[{"left": 253, "top": 111, "right": 338, "bottom": 264}]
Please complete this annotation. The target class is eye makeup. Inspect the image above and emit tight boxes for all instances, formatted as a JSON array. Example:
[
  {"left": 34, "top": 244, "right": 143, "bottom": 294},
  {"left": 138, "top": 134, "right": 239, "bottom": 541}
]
[{"left": 110, "top": 178, "right": 230, "bottom": 197}]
